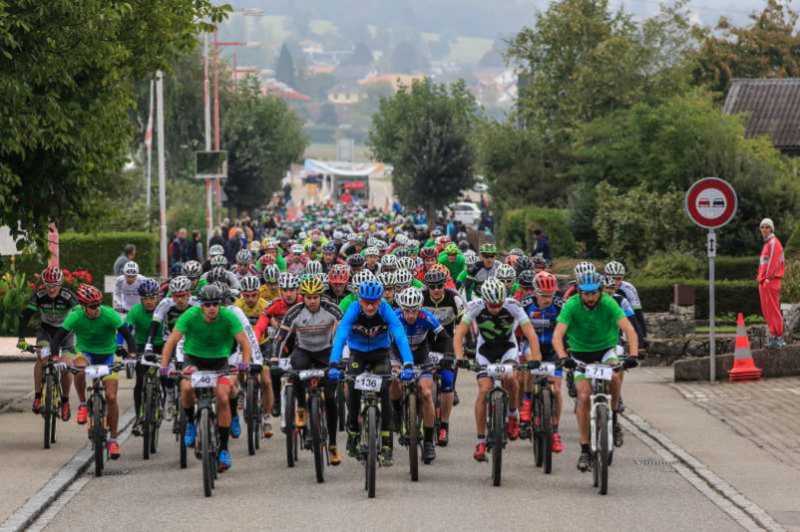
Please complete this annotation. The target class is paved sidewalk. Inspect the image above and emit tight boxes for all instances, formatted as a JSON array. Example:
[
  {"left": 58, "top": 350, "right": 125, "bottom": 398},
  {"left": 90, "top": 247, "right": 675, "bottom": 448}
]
[{"left": 673, "top": 377, "right": 800, "bottom": 472}]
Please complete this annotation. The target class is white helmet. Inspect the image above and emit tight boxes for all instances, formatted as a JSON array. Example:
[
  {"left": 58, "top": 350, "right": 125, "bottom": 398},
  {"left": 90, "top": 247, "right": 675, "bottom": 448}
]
[
  {"left": 481, "top": 277, "right": 507, "bottom": 305},
  {"left": 398, "top": 256, "right": 416, "bottom": 272},
  {"left": 290, "top": 244, "right": 305, "bottom": 255},
  {"left": 123, "top": 261, "right": 139, "bottom": 276},
  {"left": 169, "top": 276, "right": 192, "bottom": 294},
  {"left": 574, "top": 261, "right": 597, "bottom": 278},
  {"left": 395, "top": 233, "right": 408, "bottom": 246},
  {"left": 381, "top": 254, "right": 398, "bottom": 267},
  {"left": 395, "top": 268, "right": 413, "bottom": 287},
  {"left": 396, "top": 287, "right": 424, "bottom": 310},
  {"left": 496, "top": 263, "right": 516, "bottom": 282},
  {"left": 210, "top": 254, "right": 228, "bottom": 267},
  {"left": 351, "top": 269, "right": 376, "bottom": 292},
  {"left": 305, "top": 260, "right": 323, "bottom": 275},
  {"left": 209, "top": 244, "right": 225, "bottom": 257},
  {"left": 240, "top": 275, "right": 261, "bottom": 292},
  {"left": 604, "top": 261, "right": 626, "bottom": 276},
  {"left": 378, "top": 271, "right": 397, "bottom": 288},
  {"left": 363, "top": 246, "right": 379, "bottom": 257},
  {"left": 278, "top": 272, "right": 299, "bottom": 290},
  {"left": 182, "top": 260, "right": 202, "bottom": 279}
]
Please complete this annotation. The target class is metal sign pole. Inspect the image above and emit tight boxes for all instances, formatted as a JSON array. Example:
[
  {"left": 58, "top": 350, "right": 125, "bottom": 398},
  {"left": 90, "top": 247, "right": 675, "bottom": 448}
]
[{"left": 708, "top": 229, "right": 716, "bottom": 382}]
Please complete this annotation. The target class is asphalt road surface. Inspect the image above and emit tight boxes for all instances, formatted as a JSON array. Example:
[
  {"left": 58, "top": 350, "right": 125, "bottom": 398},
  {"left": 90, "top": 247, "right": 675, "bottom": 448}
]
[{"left": 37, "top": 377, "right": 739, "bottom": 532}]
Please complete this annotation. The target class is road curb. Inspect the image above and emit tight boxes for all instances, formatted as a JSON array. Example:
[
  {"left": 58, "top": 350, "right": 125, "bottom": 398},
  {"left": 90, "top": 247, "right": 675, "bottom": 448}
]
[
  {"left": 0, "top": 356, "right": 35, "bottom": 364},
  {"left": 0, "top": 408, "right": 135, "bottom": 532}
]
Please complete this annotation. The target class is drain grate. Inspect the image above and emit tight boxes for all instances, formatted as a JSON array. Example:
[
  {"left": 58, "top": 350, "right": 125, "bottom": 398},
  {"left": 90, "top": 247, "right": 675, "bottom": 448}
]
[
  {"left": 86, "top": 469, "right": 130, "bottom": 477},
  {"left": 634, "top": 457, "right": 675, "bottom": 467}
]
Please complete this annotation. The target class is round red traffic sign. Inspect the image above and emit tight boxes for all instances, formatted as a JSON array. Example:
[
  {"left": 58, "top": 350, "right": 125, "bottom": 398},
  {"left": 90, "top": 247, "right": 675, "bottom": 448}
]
[{"left": 684, "top": 177, "right": 737, "bottom": 229}]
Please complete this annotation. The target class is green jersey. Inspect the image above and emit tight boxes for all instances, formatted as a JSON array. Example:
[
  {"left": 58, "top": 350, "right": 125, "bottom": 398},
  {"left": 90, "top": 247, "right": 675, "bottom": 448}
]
[
  {"left": 62, "top": 305, "right": 124, "bottom": 355},
  {"left": 175, "top": 306, "right": 243, "bottom": 359},
  {"left": 411, "top": 278, "right": 424, "bottom": 289},
  {"left": 556, "top": 293, "right": 625, "bottom": 353},
  {"left": 339, "top": 293, "right": 358, "bottom": 313},
  {"left": 126, "top": 303, "right": 163, "bottom": 347},
  {"left": 437, "top": 251, "right": 465, "bottom": 281}
]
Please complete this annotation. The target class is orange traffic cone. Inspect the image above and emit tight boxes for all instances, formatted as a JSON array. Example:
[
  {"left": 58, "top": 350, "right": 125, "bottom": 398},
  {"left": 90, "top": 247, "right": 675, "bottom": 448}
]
[{"left": 728, "top": 313, "right": 762, "bottom": 382}]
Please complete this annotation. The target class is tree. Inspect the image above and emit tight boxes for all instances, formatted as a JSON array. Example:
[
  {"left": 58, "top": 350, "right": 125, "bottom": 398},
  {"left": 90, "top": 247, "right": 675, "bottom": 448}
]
[
  {"left": 223, "top": 81, "right": 308, "bottom": 212},
  {"left": 369, "top": 79, "right": 479, "bottom": 224},
  {"left": 0, "top": 0, "right": 229, "bottom": 248},
  {"left": 275, "top": 43, "right": 297, "bottom": 88},
  {"left": 692, "top": 0, "right": 800, "bottom": 98}
]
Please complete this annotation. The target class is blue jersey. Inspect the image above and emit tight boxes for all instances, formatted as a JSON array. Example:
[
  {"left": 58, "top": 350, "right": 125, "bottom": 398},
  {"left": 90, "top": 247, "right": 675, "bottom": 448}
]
[
  {"left": 330, "top": 299, "right": 413, "bottom": 365},
  {"left": 394, "top": 308, "right": 444, "bottom": 349},
  {"left": 525, "top": 301, "right": 561, "bottom": 346}
]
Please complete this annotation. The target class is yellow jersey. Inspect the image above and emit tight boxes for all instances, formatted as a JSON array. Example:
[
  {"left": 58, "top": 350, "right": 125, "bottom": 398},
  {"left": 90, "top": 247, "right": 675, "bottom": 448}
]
[
  {"left": 234, "top": 297, "right": 268, "bottom": 327},
  {"left": 259, "top": 284, "right": 280, "bottom": 303}
]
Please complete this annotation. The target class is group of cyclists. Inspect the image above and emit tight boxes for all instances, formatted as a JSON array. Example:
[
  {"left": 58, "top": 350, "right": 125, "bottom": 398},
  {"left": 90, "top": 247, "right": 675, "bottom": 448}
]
[{"left": 16, "top": 202, "right": 644, "bottom": 483}]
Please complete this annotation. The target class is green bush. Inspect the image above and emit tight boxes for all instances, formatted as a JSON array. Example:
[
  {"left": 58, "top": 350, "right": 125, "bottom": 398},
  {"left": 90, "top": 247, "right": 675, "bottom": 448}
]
[
  {"left": 0, "top": 269, "right": 32, "bottom": 335},
  {"left": 498, "top": 207, "right": 576, "bottom": 257},
  {"left": 634, "top": 278, "right": 759, "bottom": 319},
  {"left": 785, "top": 224, "right": 800, "bottom": 259},
  {"left": 710, "top": 256, "right": 757, "bottom": 280},
  {"left": 639, "top": 252, "right": 703, "bottom": 279}
]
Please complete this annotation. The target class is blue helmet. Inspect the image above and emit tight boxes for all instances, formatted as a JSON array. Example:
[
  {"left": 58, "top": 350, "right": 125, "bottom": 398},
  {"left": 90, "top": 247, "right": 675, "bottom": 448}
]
[
  {"left": 577, "top": 271, "right": 602, "bottom": 292},
  {"left": 358, "top": 280, "right": 384, "bottom": 301},
  {"left": 137, "top": 278, "right": 161, "bottom": 297}
]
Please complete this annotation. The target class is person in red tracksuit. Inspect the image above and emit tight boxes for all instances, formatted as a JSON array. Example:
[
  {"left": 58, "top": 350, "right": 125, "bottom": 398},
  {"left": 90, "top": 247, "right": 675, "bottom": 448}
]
[{"left": 758, "top": 218, "right": 785, "bottom": 348}]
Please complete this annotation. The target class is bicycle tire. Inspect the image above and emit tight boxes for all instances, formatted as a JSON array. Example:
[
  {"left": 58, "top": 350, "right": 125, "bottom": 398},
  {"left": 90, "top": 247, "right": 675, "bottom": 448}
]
[
  {"left": 532, "top": 392, "right": 543, "bottom": 467},
  {"left": 92, "top": 395, "right": 104, "bottom": 477},
  {"left": 310, "top": 395, "right": 325, "bottom": 483},
  {"left": 179, "top": 408, "right": 188, "bottom": 469},
  {"left": 491, "top": 392, "right": 504, "bottom": 487},
  {"left": 596, "top": 404, "right": 609, "bottom": 495},
  {"left": 150, "top": 391, "right": 160, "bottom": 455},
  {"left": 143, "top": 383, "right": 152, "bottom": 460},
  {"left": 201, "top": 409, "right": 213, "bottom": 497},
  {"left": 50, "top": 400, "right": 57, "bottom": 445},
  {"left": 246, "top": 378, "right": 257, "bottom": 456},
  {"left": 406, "top": 392, "right": 419, "bottom": 482},
  {"left": 337, "top": 381, "right": 346, "bottom": 431},
  {"left": 541, "top": 386, "right": 553, "bottom": 475},
  {"left": 43, "top": 373, "right": 54, "bottom": 450},
  {"left": 366, "top": 405, "right": 377, "bottom": 498},
  {"left": 284, "top": 385, "right": 296, "bottom": 468}
]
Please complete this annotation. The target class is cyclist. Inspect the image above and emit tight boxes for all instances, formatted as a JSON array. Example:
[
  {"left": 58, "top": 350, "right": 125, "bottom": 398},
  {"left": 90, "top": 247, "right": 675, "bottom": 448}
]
[
  {"left": 286, "top": 244, "right": 308, "bottom": 274},
  {"left": 521, "top": 271, "right": 565, "bottom": 453},
  {"left": 144, "top": 276, "right": 197, "bottom": 361},
  {"left": 17, "top": 266, "right": 78, "bottom": 420},
  {"left": 328, "top": 280, "right": 415, "bottom": 466},
  {"left": 346, "top": 253, "right": 366, "bottom": 275},
  {"left": 259, "top": 264, "right": 281, "bottom": 303},
  {"left": 552, "top": 270, "right": 639, "bottom": 472},
  {"left": 181, "top": 260, "right": 205, "bottom": 295},
  {"left": 464, "top": 243, "right": 500, "bottom": 301},
  {"left": 496, "top": 263, "right": 518, "bottom": 295},
  {"left": 338, "top": 269, "right": 375, "bottom": 313},
  {"left": 421, "top": 268, "right": 463, "bottom": 445},
  {"left": 126, "top": 278, "right": 164, "bottom": 437},
  {"left": 364, "top": 246, "right": 381, "bottom": 275},
  {"left": 604, "top": 261, "right": 647, "bottom": 345},
  {"left": 159, "top": 284, "right": 252, "bottom": 471},
  {"left": 51, "top": 284, "right": 137, "bottom": 459},
  {"left": 232, "top": 250, "right": 258, "bottom": 280},
  {"left": 235, "top": 275, "right": 274, "bottom": 437},
  {"left": 204, "top": 264, "right": 242, "bottom": 291},
  {"left": 275, "top": 276, "right": 344, "bottom": 465},
  {"left": 453, "top": 278, "right": 542, "bottom": 461},
  {"left": 438, "top": 243, "right": 465, "bottom": 285},
  {"left": 562, "top": 261, "right": 597, "bottom": 301},
  {"left": 377, "top": 271, "right": 399, "bottom": 307},
  {"left": 394, "top": 287, "right": 449, "bottom": 464},
  {"left": 325, "top": 264, "right": 350, "bottom": 304},
  {"left": 113, "top": 261, "right": 146, "bottom": 314},
  {"left": 320, "top": 242, "right": 343, "bottom": 273},
  {"left": 203, "top": 244, "right": 225, "bottom": 272}
]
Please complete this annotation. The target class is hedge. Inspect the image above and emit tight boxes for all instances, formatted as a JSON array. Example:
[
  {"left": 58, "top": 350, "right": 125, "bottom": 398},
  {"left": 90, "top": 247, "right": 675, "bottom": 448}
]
[
  {"left": 634, "top": 278, "right": 759, "bottom": 319},
  {"left": 498, "top": 207, "right": 576, "bottom": 257},
  {"left": 707, "top": 256, "right": 757, "bottom": 281}
]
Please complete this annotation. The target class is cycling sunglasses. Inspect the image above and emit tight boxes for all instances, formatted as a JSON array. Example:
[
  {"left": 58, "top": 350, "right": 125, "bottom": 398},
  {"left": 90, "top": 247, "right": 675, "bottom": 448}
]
[
  {"left": 83, "top": 303, "right": 100, "bottom": 310},
  {"left": 202, "top": 302, "right": 220, "bottom": 308},
  {"left": 427, "top": 282, "right": 445, "bottom": 289}
]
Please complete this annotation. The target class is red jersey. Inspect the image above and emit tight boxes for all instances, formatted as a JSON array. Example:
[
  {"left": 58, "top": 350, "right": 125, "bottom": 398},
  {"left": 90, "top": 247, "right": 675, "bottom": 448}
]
[
  {"left": 253, "top": 295, "right": 304, "bottom": 341},
  {"left": 758, "top": 235, "right": 784, "bottom": 282}
]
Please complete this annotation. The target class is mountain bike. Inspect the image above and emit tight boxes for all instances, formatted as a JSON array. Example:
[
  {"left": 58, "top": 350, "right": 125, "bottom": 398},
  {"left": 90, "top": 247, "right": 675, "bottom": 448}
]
[
  {"left": 244, "top": 364, "right": 263, "bottom": 456},
  {"left": 277, "top": 358, "right": 300, "bottom": 468},
  {"left": 528, "top": 361, "right": 557, "bottom": 474},
  {"left": 190, "top": 368, "right": 233, "bottom": 498},
  {"left": 291, "top": 368, "right": 329, "bottom": 483},
  {"left": 136, "top": 354, "right": 164, "bottom": 460},
  {"left": 349, "top": 367, "right": 392, "bottom": 498},
  {"left": 25, "top": 344, "right": 67, "bottom": 450},
  {"left": 399, "top": 366, "right": 422, "bottom": 482}
]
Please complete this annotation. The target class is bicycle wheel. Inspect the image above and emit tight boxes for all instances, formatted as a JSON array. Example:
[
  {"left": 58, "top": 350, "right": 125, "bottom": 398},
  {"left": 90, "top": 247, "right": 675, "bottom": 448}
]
[
  {"left": 541, "top": 387, "right": 553, "bottom": 475},
  {"left": 532, "top": 393, "right": 543, "bottom": 467},
  {"left": 310, "top": 394, "right": 325, "bottom": 483},
  {"left": 491, "top": 392, "right": 504, "bottom": 487},
  {"left": 284, "top": 385, "right": 296, "bottom": 468},
  {"left": 337, "top": 381, "right": 346, "bottom": 431},
  {"left": 246, "top": 377, "right": 257, "bottom": 456},
  {"left": 92, "top": 396, "right": 105, "bottom": 477},
  {"left": 596, "top": 403, "right": 609, "bottom": 495},
  {"left": 406, "top": 392, "right": 419, "bottom": 482},
  {"left": 366, "top": 405, "right": 378, "bottom": 499},
  {"left": 143, "top": 382, "right": 153, "bottom": 460},
  {"left": 43, "top": 373, "right": 54, "bottom": 450},
  {"left": 179, "top": 408, "right": 188, "bottom": 469},
  {"left": 200, "top": 409, "right": 213, "bottom": 497}
]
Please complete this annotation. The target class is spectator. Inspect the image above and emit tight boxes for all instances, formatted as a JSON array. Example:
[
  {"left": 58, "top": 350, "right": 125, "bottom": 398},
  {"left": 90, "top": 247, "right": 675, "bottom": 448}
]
[
  {"left": 113, "top": 244, "right": 136, "bottom": 275},
  {"left": 225, "top": 227, "right": 244, "bottom": 264},
  {"left": 758, "top": 218, "right": 785, "bottom": 348},
  {"left": 531, "top": 228, "right": 552, "bottom": 261},
  {"left": 170, "top": 228, "right": 189, "bottom": 266},
  {"left": 189, "top": 230, "right": 204, "bottom": 262},
  {"left": 209, "top": 227, "right": 226, "bottom": 249}
]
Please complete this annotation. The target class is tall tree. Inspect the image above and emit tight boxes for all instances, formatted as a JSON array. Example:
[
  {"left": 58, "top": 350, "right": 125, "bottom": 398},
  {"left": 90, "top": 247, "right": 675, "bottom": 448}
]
[
  {"left": 0, "top": 0, "right": 229, "bottom": 248},
  {"left": 275, "top": 43, "right": 297, "bottom": 88},
  {"left": 369, "top": 79, "right": 478, "bottom": 224},
  {"left": 692, "top": 0, "right": 800, "bottom": 98},
  {"left": 223, "top": 81, "right": 308, "bottom": 212}
]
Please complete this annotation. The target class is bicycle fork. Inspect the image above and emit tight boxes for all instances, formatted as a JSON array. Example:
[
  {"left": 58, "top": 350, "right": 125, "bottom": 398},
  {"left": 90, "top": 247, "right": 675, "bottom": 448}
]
[{"left": 589, "top": 393, "right": 613, "bottom": 454}]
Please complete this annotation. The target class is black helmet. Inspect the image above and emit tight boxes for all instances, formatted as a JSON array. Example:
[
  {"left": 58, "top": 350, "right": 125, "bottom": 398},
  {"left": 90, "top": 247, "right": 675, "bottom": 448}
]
[
  {"left": 424, "top": 268, "right": 447, "bottom": 286},
  {"left": 347, "top": 253, "right": 366, "bottom": 268},
  {"left": 198, "top": 284, "right": 223, "bottom": 303}
]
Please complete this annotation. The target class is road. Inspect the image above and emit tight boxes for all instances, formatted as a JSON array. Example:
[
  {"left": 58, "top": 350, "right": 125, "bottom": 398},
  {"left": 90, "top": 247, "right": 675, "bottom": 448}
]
[{"left": 31, "top": 375, "right": 741, "bottom": 531}]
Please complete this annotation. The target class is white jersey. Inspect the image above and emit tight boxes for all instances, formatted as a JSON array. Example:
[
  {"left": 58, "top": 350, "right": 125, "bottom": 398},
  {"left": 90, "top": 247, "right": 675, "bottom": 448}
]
[
  {"left": 200, "top": 270, "right": 242, "bottom": 290},
  {"left": 461, "top": 298, "right": 530, "bottom": 360},
  {"left": 113, "top": 274, "right": 147, "bottom": 312},
  {"left": 618, "top": 281, "right": 641, "bottom": 310},
  {"left": 227, "top": 305, "right": 263, "bottom": 365}
]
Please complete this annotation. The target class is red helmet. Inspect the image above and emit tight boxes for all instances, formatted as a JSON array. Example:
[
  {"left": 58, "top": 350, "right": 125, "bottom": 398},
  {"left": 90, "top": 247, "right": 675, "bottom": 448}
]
[
  {"left": 534, "top": 272, "right": 558, "bottom": 296},
  {"left": 76, "top": 283, "right": 103, "bottom": 305},
  {"left": 419, "top": 247, "right": 436, "bottom": 260},
  {"left": 41, "top": 266, "right": 63, "bottom": 285},
  {"left": 328, "top": 265, "right": 350, "bottom": 285}
]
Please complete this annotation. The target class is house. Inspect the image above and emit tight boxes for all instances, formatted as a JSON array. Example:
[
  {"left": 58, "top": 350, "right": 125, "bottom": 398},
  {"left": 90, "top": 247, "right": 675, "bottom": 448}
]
[
  {"left": 328, "top": 84, "right": 364, "bottom": 105},
  {"left": 723, "top": 78, "right": 800, "bottom": 156},
  {"left": 260, "top": 79, "right": 311, "bottom": 102},
  {"left": 358, "top": 73, "right": 425, "bottom": 93}
]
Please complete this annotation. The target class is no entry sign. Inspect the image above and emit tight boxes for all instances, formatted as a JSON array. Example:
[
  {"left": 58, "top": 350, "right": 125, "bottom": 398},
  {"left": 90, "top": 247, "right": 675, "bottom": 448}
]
[{"left": 684, "top": 177, "right": 737, "bottom": 229}]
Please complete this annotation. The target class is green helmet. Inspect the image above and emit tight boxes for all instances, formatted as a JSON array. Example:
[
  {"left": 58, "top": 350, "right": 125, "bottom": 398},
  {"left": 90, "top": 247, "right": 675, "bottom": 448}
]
[
  {"left": 444, "top": 243, "right": 459, "bottom": 255},
  {"left": 479, "top": 242, "right": 497, "bottom": 255}
]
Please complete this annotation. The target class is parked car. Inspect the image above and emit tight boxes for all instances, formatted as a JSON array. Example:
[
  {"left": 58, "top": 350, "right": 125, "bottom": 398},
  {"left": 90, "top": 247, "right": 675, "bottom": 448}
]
[{"left": 449, "top": 202, "right": 482, "bottom": 228}]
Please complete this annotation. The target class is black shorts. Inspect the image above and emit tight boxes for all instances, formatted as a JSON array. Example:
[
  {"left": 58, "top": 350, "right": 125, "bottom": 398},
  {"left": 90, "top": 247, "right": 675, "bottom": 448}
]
[
  {"left": 541, "top": 344, "right": 557, "bottom": 362},
  {"left": 347, "top": 349, "right": 391, "bottom": 375},
  {"left": 571, "top": 349, "right": 615, "bottom": 365},
  {"left": 290, "top": 347, "right": 330, "bottom": 370},
  {"left": 186, "top": 355, "right": 228, "bottom": 371}
]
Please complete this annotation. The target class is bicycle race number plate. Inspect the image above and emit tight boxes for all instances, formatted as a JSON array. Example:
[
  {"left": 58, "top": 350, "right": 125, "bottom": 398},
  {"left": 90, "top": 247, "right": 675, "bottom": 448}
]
[
  {"left": 354, "top": 373, "right": 382, "bottom": 392},
  {"left": 85, "top": 365, "right": 110, "bottom": 380},
  {"left": 531, "top": 362, "right": 556, "bottom": 376},
  {"left": 278, "top": 358, "right": 291, "bottom": 371},
  {"left": 486, "top": 364, "right": 510, "bottom": 377},
  {"left": 427, "top": 352, "right": 444, "bottom": 365},
  {"left": 584, "top": 364, "right": 613, "bottom": 381},
  {"left": 191, "top": 371, "right": 218, "bottom": 389},
  {"left": 299, "top": 369, "right": 326, "bottom": 381},
  {"left": 39, "top": 346, "right": 51, "bottom": 359}
]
